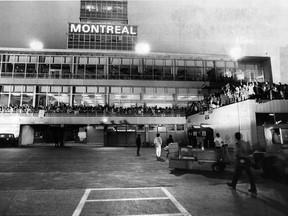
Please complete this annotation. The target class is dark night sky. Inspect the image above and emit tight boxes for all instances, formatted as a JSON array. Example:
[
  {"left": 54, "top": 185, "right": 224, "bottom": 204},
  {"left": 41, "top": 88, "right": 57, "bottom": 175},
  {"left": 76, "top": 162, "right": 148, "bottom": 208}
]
[{"left": 0, "top": 0, "right": 288, "bottom": 81}]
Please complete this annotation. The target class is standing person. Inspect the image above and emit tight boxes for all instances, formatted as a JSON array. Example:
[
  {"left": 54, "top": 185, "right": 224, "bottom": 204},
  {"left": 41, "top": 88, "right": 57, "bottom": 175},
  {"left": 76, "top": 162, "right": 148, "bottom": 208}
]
[
  {"left": 248, "top": 82, "right": 255, "bottom": 99},
  {"left": 136, "top": 134, "right": 141, "bottom": 156},
  {"left": 166, "top": 135, "right": 174, "bottom": 146},
  {"left": 227, "top": 132, "right": 257, "bottom": 194},
  {"left": 165, "top": 134, "right": 174, "bottom": 158},
  {"left": 154, "top": 133, "right": 162, "bottom": 160},
  {"left": 214, "top": 133, "right": 224, "bottom": 148}
]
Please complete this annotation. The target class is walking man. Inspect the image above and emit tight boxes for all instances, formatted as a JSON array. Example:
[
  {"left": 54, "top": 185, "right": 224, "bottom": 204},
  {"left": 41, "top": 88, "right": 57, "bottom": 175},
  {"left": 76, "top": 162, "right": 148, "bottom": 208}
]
[
  {"left": 214, "top": 133, "right": 224, "bottom": 148},
  {"left": 136, "top": 134, "right": 141, "bottom": 156},
  {"left": 154, "top": 133, "right": 162, "bottom": 160},
  {"left": 227, "top": 132, "right": 257, "bottom": 194}
]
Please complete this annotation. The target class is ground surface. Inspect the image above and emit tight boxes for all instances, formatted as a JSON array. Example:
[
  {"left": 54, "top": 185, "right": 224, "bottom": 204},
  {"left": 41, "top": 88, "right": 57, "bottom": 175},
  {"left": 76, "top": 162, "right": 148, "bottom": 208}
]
[{"left": 0, "top": 144, "right": 288, "bottom": 216}]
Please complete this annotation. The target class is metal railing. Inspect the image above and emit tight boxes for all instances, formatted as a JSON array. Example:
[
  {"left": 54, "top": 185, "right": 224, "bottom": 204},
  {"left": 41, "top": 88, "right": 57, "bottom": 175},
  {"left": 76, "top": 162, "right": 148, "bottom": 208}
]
[{"left": 0, "top": 111, "right": 185, "bottom": 118}]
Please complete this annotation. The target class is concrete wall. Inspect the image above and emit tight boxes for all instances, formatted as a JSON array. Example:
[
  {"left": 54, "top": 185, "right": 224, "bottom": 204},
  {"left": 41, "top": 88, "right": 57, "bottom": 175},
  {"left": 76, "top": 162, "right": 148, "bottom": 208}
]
[
  {"left": 86, "top": 126, "right": 104, "bottom": 145},
  {"left": 187, "top": 100, "right": 254, "bottom": 148},
  {"left": 20, "top": 125, "right": 34, "bottom": 145},
  {"left": 5, "top": 116, "right": 186, "bottom": 126},
  {"left": 187, "top": 100, "right": 288, "bottom": 149}
]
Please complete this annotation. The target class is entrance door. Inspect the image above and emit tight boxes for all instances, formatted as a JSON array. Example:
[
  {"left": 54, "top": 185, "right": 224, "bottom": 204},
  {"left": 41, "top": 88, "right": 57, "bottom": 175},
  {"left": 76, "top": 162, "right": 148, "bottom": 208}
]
[{"left": 86, "top": 125, "right": 104, "bottom": 146}]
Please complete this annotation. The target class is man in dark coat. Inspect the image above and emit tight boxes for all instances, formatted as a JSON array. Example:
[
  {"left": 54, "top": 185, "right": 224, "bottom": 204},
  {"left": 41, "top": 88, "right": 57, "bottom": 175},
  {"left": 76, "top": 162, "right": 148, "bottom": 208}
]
[
  {"left": 136, "top": 134, "right": 141, "bottom": 156},
  {"left": 227, "top": 132, "right": 257, "bottom": 194}
]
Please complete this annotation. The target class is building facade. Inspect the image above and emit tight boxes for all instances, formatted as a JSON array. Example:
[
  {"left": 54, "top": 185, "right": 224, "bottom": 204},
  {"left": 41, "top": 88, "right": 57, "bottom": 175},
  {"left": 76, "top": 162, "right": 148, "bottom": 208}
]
[
  {"left": 0, "top": 48, "right": 272, "bottom": 109},
  {"left": 0, "top": 47, "right": 272, "bottom": 146},
  {"left": 0, "top": 0, "right": 273, "bottom": 147},
  {"left": 67, "top": 0, "right": 138, "bottom": 51}
]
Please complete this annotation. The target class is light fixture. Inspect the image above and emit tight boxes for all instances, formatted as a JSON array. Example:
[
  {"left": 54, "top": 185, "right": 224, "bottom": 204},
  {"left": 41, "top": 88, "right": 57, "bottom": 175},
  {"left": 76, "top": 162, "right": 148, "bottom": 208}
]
[
  {"left": 29, "top": 41, "right": 43, "bottom": 50},
  {"left": 135, "top": 42, "right": 150, "bottom": 54},
  {"left": 230, "top": 46, "right": 242, "bottom": 61}
]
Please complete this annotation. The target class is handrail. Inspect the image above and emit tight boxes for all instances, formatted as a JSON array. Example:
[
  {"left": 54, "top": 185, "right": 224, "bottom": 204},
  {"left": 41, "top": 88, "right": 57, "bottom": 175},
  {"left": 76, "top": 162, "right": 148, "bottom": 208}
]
[{"left": 0, "top": 112, "right": 185, "bottom": 118}]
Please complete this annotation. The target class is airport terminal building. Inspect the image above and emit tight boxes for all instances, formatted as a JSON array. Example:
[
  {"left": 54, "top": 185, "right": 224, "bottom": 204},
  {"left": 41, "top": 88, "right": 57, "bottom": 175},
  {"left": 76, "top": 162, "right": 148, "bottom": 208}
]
[{"left": 0, "top": 0, "right": 273, "bottom": 147}]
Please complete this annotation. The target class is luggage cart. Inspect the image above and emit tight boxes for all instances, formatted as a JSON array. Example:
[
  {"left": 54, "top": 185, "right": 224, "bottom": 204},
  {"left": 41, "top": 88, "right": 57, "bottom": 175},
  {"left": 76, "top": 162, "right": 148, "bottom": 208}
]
[{"left": 168, "top": 144, "right": 229, "bottom": 172}]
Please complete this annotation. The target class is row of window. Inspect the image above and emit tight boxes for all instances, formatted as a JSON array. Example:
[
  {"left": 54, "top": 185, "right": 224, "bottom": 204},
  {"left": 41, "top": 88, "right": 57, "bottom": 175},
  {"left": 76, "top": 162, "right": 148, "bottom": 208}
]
[
  {"left": 0, "top": 54, "right": 237, "bottom": 66},
  {"left": 0, "top": 85, "right": 203, "bottom": 107},
  {"left": 80, "top": 1, "right": 128, "bottom": 20},
  {"left": 67, "top": 34, "right": 137, "bottom": 50},
  {"left": 67, "top": 43, "right": 134, "bottom": 51},
  {"left": 0, "top": 85, "right": 200, "bottom": 95},
  {"left": 0, "top": 53, "right": 267, "bottom": 83},
  {"left": 0, "top": 63, "right": 262, "bottom": 83},
  {"left": 0, "top": 93, "right": 201, "bottom": 108},
  {"left": 0, "top": 64, "right": 237, "bottom": 82},
  {"left": 80, "top": 11, "right": 128, "bottom": 20},
  {"left": 68, "top": 34, "right": 136, "bottom": 43}
]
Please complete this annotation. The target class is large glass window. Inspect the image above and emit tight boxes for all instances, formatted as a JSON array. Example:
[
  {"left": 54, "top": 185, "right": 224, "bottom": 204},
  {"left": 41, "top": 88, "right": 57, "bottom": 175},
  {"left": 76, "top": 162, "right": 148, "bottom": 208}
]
[
  {"left": 96, "top": 57, "right": 106, "bottom": 79},
  {"left": 73, "top": 94, "right": 105, "bottom": 106},
  {"left": 131, "top": 58, "right": 140, "bottom": 80},
  {"left": 0, "top": 85, "right": 9, "bottom": 106},
  {"left": 10, "top": 93, "right": 21, "bottom": 106},
  {"left": 80, "top": 0, "right": 128, "bottom": 21},
  {"left": 110, "top": 94, "right": 140, "bottom": 107},
  {"left": 120, "top": 58, "right": 131, "bottom": 79},
  {"left": 109, "top": 58, "right": 120, "bottom": 79},
  {"left": 14, "top": 63, "right": 25, "bottom": 78},
  {"left": 143, "top": 59, "right": 153, "bottom": 80},
  {"left": 154, "top": 60, "right": 164, "bottom": 80},
  {"left": 176, "top": 60, "right": 185, "bottom": 81},
  {"left": 1, "top": 55, "right": 13, "bottom": 77},
  {"left": 22, "top": 93, "right": 33, "bottom": 105},
  {"left": 47, "top": 86, "right": 70, "bottom": 106}
]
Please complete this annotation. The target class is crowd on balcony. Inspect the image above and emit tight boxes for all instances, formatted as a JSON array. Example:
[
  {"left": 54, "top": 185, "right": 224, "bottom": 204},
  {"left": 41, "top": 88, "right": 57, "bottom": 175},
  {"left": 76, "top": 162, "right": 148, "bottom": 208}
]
[
  {"left": 185, "top": 81, "right": 288, "bottom": 116},
  {"left": 0, "top": 103, "right": 187, "bottom": 117},
  {"left": 1, "top": 81, "right": 287, "bottom": 117}
]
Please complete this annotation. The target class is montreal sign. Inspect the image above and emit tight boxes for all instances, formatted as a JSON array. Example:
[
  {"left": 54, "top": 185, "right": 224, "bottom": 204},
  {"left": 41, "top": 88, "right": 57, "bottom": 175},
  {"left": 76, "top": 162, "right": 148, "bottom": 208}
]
[{"left": 69, "top": 23, "right": 138, "bottom": 36}]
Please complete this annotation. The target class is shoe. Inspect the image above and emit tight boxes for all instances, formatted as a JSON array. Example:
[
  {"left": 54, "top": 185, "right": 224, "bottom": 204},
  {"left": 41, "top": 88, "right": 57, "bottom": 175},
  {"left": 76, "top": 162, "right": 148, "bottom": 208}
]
[
  {"left": 227, "top": 182, "right": 236, "bottom": 189},
  {"left": 248, "top": 189, "right": 257, "bottom": 194}
]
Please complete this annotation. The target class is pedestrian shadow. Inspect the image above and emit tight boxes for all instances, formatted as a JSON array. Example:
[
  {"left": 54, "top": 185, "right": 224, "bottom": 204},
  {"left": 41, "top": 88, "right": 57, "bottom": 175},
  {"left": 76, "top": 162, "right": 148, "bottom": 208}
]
[
  {"left": 169, "top": 168, "right": 234, "bottom": 180},
  {"left": 157, "top": 158, "right": 166, "bottom": 162},
  {"left": 228, "top": 188, "right": 288, "bottom": 215}
]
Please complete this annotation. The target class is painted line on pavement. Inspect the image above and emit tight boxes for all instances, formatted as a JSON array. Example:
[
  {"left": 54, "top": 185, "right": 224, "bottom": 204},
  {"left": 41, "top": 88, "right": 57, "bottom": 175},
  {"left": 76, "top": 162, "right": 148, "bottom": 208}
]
[
  {"left": 119, "top": 214, "right": 184, "bottom": 216},
  {"left": 86, "top": 197, "right": 170, "bottom": 202},
  {"left": 72, "top": 189, "right": 91, "bottom": 216},
  {"left": 161, "top": 187, "right": 192, "bottom": 216},
  {"left": 72, "top": 187, "right": 192, "bottom": 216}
]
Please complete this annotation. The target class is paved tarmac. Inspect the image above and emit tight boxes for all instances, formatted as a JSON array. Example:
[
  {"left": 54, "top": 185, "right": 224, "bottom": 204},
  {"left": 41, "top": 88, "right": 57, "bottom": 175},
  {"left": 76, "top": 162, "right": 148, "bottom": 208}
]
[{"left": 0, "top": 144, "right": 288, "bottom": 216}]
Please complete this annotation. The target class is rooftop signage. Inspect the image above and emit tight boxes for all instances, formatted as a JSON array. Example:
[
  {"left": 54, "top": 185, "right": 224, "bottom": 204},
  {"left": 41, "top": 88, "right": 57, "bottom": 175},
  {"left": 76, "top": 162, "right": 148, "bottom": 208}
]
[{"left": 69, "top": 23, "right": 138, "bottom": 36}]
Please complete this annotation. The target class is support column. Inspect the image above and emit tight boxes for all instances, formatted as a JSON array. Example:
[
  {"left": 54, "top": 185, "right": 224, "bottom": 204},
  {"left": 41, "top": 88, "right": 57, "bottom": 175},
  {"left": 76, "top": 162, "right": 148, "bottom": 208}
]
[
  {"left": 104, "top": 125, "right": 108, "bottom": 147},
  {"left": 70, "top": 86, "right": 74, "bottom": 106}
]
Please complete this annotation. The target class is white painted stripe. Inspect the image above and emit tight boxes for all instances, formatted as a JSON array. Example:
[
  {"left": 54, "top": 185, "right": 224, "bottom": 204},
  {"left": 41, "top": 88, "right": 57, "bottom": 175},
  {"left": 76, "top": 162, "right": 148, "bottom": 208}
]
[
  {"left": 86, "top": 197, "right": 170, "bottom": 202},
  {"left": 88, "top": 187, "right": 162, "bottom": 191},
  {"left": 119, "top": 214, "right": 183, "bottom": 216},
  {"left": 73, "top": 187, "right": 192, "bottom": 216},
  {"left": 161, "top": 187, "right": 192, "bottom": 216},
  {"left": 72, "top": 189, "right": 91, "bottom": 216}
]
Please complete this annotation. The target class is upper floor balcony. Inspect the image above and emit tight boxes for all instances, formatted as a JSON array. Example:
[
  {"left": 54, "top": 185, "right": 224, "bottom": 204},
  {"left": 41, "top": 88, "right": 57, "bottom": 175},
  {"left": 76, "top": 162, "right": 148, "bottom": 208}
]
[{"left": 0, "top": 48, "right": 272, "bottom": 84}]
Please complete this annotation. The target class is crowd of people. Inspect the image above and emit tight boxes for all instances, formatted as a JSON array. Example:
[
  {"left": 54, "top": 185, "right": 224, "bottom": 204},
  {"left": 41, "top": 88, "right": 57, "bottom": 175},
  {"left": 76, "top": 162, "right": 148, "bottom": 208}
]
[
  {"left": 1, "top": 81, "right": 287, "bottom": 117},
  {"left": 0, "top": 103, "right": 187, "bottom": 117},
  {"left": 185, "top": 81, "right": 288, "bottom": 116}
]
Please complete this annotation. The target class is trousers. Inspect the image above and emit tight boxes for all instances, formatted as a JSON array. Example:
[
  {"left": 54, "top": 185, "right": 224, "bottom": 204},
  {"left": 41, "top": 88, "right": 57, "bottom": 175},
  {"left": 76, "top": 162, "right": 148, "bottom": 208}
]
[
  {"left": 231, "top": 157, "right": 257, "bottom": 191},
  {"left": 155, "top": 144, "right": 162, "bottom": 157}
]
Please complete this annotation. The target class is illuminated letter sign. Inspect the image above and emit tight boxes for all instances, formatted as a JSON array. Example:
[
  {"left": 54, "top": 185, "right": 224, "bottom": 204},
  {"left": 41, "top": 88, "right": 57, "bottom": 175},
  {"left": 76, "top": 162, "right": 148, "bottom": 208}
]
[
  {"left": 82, "top": 24, "right": 90, "bottom": 33},
  {"left": 115, "top": 26, "right": 121, "bottom": 34},
  {"left": 69, "top": 23, "right": 138, "bottom": 36},
  {"left": 91, "top": 25, "right": 99, "bottom": 33},
  {"left": 70, "top": 24, "right": 81, "bottom": 33},
  {"left": 130, "top": 26, "right": 137, "bottom": 35},
  {"left": 122, "top": 26, "right": 129, "bottom": 34}
]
